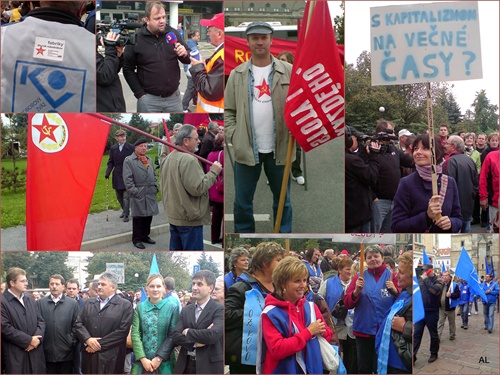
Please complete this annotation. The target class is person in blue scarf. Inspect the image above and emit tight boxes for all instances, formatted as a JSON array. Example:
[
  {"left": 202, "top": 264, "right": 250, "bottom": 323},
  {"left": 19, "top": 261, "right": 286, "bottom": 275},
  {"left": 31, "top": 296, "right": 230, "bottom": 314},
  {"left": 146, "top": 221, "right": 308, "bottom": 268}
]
[
  {"left": 225, "top": 242, "right": 285, "bottom": 374},
  {"left": 258, "top": 257, "right": 332, "bottom": 374},
  {"left": 224, "top": 247, "right": 250, "bottom": 292},
  {"left": 302, "top": 247, "right": 323, "bottom": 293},
  {"left": 376, "top": 251, "right": 413, "bottom": 374}
]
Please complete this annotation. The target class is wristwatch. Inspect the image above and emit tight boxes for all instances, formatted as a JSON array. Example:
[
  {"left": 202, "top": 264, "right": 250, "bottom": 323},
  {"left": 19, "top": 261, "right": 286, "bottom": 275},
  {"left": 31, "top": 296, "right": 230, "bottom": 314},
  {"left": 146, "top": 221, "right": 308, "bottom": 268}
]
[{"left": 155, "top": 358, "right": 161, "bottom": 363}]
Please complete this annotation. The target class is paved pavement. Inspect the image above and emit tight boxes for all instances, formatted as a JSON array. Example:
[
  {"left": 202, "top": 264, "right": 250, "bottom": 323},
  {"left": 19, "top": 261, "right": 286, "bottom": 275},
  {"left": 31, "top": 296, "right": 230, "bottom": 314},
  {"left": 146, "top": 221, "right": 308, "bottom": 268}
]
[
  {"left": 415, "top": 308, "right": 499, "bottom": 374},
  {"left": 1, "top": 203, "right": 222, "bottom": 251}
]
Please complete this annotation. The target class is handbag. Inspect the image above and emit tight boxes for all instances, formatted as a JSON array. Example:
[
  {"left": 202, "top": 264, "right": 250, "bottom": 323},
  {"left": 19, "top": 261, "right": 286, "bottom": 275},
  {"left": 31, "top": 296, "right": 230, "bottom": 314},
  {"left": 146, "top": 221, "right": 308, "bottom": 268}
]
[
  {"left": 215, "top": 151, "right": 224, "bottom": 193},
  {"left": 390, "top": 302, "right": 412, "bottom": 371},
  {"left": 310, "top": 302, "right": 339, "bottom": 372},
  {"left": 331, "top": 291, "right": 347, "bottom": 320}
]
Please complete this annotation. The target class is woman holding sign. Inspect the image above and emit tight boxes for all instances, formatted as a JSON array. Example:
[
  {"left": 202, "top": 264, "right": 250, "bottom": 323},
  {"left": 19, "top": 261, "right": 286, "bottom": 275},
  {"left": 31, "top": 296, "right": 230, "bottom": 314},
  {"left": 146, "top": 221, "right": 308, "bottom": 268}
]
[
  {"left": 344, "top": 245, "right": 399, "bottom": 374},
  {"left": 391, "top": 134, "right": 462, "bottom": 233},
  {"left": 225, "top": 242, "right": 285, "bottom": 374},
  {"left": 258, "top": 257, "right": 332, "bottom": 374}
]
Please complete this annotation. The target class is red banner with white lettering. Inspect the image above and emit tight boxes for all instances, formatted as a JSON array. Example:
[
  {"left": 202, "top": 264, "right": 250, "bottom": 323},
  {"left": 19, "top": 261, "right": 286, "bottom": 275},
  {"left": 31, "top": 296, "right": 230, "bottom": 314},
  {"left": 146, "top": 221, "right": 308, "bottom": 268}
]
[
  {"left": 284, "top": 1, "right": 345, "bottom": 152},
  {"left": 27, "top": 113, "right": 110, "bottom": 250}
]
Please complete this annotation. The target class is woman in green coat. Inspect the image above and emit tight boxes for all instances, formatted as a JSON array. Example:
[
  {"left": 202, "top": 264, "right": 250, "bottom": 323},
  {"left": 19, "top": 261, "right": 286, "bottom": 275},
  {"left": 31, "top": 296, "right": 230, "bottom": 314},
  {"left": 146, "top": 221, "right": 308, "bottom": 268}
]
[{"left": 131, "top": 274, "right": 179, "bottom": 374}]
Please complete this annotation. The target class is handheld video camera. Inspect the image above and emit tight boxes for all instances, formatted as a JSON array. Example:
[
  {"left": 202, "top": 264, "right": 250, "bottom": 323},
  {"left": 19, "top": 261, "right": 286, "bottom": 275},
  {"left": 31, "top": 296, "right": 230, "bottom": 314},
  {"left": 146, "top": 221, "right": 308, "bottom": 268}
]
[
  {"left": 96, "top": 13, "right": 142, "bottom": 47},
  {"left": 372, "top": 129, "right": 399, "bottom": 143}
]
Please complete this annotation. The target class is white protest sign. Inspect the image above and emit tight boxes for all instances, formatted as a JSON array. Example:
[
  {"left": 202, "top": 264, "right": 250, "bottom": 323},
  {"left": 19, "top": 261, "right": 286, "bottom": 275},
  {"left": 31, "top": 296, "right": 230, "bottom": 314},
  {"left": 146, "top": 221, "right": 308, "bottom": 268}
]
[{"left": 370, "top": 1, "right": 482, "bottom": 85}]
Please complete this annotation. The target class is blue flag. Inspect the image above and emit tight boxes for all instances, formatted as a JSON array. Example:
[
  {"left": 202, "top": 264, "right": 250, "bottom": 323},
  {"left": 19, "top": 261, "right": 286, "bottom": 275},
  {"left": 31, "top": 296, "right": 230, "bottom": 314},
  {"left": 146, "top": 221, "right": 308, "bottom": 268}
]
[
  {"left": 485, "top": 256, "right": 491, "bottom": 276},
  {"left": 455, "top": 247, "right": 487, "bottom": 301},
  {"left": 140, "top": 286, "right": 147, "bottom": 303},
  {"left": 422, "top": 247, "right": 431, "bottom": 265},
  {"left": 490, "top": 258, "right": 496, "bottom": 279},
  {"left": 149, "top": 253, "right": 160, "bottom": 275},
  {"left": 441, "top": 262, "right": 446, "bottom": 273},
  {"left": 413, "top": 276, "right": 425, "bottom": 323}
]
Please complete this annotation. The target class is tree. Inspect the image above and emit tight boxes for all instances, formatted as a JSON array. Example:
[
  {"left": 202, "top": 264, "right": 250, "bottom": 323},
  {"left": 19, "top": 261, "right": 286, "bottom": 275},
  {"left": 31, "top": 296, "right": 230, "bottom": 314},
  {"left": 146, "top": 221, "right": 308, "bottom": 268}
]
[
  {"left": 334, "top": 2, "right": 344, "bottom": 45},
  {"left": 128, "top": 114, "right": 152, "bottom": 145},
  {"left": 197, "top": 252, "right": 221, "bottom": 277},
  {"left": 472, "top": 90, "right": 499, "bottom": 133}
]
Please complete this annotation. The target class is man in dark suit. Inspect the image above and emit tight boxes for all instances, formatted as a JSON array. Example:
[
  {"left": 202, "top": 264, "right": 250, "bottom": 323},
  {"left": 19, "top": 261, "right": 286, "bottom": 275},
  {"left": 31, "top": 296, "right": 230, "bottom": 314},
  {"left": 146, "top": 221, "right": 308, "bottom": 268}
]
[
  {"left": 75, "top": 272, "right": 133, "bottom": 374},
  {"left": 173, "top": 270, "right": 223, "bottom": 374},
  {"left": 105, "top": 129, "right": 134, "bottom": 222}
]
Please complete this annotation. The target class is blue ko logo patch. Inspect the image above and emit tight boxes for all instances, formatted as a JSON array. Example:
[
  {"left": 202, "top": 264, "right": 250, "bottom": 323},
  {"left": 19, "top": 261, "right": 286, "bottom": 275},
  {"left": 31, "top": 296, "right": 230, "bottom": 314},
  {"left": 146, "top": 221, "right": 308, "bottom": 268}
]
[{"left": 12, "top": 60, "right": 87, "bottom": 112}]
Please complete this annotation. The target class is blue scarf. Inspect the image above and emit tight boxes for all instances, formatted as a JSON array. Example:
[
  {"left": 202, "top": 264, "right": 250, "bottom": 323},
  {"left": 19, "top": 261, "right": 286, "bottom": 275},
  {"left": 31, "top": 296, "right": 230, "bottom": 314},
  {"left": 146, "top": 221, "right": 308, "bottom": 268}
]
[{"left": 376, "top": 291, "right": 411, "bottom": 374}]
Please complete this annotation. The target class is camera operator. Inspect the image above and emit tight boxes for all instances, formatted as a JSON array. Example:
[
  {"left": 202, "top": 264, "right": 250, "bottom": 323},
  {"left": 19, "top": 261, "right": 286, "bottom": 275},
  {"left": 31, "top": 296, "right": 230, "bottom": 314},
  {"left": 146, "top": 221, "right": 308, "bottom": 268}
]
[
  {"left": 367, "top": 120, "right": 414, "bottom": 233},
  {"left": 345, "top": 126, "right": 381, "bottom": 233},
  {"left": 96, "top": 31, "right": 126, "bottom": 112},
  {"left": 123, "top": 1, "right": 190, "bottom": 112}
]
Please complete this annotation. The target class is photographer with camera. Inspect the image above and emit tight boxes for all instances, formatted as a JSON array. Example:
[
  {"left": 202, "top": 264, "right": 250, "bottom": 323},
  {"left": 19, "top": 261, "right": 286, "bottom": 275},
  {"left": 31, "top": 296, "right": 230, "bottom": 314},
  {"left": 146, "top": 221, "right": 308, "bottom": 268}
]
[
  {"left": 123, "top": 1, "right": 190, "bottom": 112},
  {"left": 96, "top": 31, "right": 126, "bottom": 112},
  {"left": 365, "top": 120, "right": 414, "bottom": 233},
  {"left": 345, "top": 125, "right": 381, "bottom": 233}
]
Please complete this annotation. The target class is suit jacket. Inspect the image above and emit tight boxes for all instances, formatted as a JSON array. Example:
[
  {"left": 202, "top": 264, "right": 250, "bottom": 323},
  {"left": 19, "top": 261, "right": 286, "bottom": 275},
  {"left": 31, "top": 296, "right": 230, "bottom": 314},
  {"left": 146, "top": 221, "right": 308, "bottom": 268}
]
[
  {"left": 75, "top": 294, "right": 133, "bottom": 374},
  {"left": 105, "top": 142, "right": 134, "bottom": 190},
  {"left": 172, "top": 299, "right": 223, "bottom": 374}
]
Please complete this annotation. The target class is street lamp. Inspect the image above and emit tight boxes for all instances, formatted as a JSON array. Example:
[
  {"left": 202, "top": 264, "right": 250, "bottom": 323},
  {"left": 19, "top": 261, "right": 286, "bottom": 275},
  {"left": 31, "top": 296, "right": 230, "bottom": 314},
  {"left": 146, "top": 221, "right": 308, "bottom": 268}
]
[{"left": 134, "top": 273, "right": 139, "bottom": 289}]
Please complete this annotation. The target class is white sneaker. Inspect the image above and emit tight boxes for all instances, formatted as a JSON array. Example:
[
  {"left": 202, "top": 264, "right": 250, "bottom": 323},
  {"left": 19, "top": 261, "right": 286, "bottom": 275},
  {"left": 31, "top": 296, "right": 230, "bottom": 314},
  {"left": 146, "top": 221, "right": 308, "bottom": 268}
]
[
  {"left": 296, "top": 176, "right": 305, "bottom": 185},
  {"left": 468, "top": 312, "right": 471, "bottom": 316},
  {"left": 474, "top": 311, "right": 478, "bottom": 315}
]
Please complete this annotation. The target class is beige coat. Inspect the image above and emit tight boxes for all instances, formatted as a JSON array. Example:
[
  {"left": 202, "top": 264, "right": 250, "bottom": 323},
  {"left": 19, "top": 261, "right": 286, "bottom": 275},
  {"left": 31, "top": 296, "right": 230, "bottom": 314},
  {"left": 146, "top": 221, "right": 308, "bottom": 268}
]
[
  {"left": 160, "top": 150, "right": 218, "bottom": 226},
  {"left": 224, "top": 57, "right": 295, "bottom": 166}
]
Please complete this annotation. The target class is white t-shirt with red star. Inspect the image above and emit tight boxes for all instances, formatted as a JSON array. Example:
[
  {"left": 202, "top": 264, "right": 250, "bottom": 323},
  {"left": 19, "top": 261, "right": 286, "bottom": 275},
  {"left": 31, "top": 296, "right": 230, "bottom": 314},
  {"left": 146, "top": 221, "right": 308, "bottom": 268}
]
[{"left": 252, "top": 63, "right": 274, "bottom": 154}]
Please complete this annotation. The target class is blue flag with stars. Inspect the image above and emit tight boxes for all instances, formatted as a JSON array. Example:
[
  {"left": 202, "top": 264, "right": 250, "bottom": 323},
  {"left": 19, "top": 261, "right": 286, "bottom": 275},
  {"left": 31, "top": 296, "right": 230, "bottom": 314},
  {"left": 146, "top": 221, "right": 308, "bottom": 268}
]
[
  {"left": 422, "top": 247, "right": 431, "bottom": 265},
  {"left": 413, "top": 276, "right": 425, "bottom": 323},
  {"left": 455, "top": 247, "right": 487, "bottom": 301}
]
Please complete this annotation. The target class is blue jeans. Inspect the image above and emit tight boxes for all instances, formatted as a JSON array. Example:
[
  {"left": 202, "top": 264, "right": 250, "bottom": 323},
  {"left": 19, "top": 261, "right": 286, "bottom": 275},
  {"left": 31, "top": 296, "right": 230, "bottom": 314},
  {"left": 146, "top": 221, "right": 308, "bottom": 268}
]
[
  {"left": 233, "top": 154, "right": 292, "bottom": 233},
  {"left": 169, "top": 224, "right": 203, "bottom": 250},
  {"left": 372, "top": 199, "right": 393, "bottom": 233},
  {"left": 483, "top": 303, "right": 495, "bottom": 331},
  {"left": 460, "top": 218, "right": 471, "bottom": 233},
  {"left": 460, "top": 304, "right": 470, "bottom": 325}
]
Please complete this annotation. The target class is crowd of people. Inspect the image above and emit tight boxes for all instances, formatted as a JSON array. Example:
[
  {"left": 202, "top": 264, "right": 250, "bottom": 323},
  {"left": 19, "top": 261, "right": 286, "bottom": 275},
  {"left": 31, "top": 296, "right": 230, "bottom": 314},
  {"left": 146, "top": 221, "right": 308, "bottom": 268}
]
[
  {"left": 105, "top": 124, "right": 223, "bottom": 250},
  {"left": 224, "top": 242, "right": 413, "bottom": 374},
  {"left": 345, "top": 120, "right": 499, "bottom": 234},
  {"left": 1, "top": 267, "right": 223, "bottom": 374},
  {"left": 414, "top": 265, "right": 499, "bottom": 365}
]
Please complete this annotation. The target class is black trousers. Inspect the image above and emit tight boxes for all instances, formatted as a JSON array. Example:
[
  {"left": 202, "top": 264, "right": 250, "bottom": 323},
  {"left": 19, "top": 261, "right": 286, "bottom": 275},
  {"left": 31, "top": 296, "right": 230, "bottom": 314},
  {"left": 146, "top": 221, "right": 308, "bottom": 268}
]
[
  {"left": 211, "top": 201, "right": 224, "bottom": 243},
  {"left": 339, "top": 336, "right": 358, "bottom": 374},
  {"left": 355, "top": 336, "right": 377, "bottom": 374},
  {"left": 132, "top": 216, "right": 153, "bottom": 243},
  {"left": 414, "top": 309, "right": 440, "bottom": 356},
  {"left": 46, "top": 361, "right": 73, "bottom": 374}
]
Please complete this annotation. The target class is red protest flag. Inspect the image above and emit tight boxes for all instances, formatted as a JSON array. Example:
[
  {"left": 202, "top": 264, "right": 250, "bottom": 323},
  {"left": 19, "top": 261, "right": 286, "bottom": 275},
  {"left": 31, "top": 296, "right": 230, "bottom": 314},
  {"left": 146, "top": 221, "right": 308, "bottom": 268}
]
[
  {"left": 284, "top": 1, "right": 345, "bottom": 152},
  {"left": 26, "top": 113, "right": 110, "bottom": 250}
]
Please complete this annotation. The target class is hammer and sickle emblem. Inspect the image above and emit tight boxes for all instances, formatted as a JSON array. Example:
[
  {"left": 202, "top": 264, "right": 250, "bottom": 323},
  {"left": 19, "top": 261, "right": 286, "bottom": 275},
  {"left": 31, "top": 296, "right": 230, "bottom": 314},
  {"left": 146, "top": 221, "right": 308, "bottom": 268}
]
[{"left": 42, "top": 125, "right": 52, "bottom": 136}]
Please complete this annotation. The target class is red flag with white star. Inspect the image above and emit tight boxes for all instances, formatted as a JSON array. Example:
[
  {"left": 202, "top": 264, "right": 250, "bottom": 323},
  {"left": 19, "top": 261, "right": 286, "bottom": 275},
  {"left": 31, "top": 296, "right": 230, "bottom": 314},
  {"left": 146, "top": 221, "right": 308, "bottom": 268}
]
[
  {"left": 27, "top": 113, "right": 110, "bottom": 250},
  {"left": 284, "top": 1, "right": 344, "bottom": 152}
]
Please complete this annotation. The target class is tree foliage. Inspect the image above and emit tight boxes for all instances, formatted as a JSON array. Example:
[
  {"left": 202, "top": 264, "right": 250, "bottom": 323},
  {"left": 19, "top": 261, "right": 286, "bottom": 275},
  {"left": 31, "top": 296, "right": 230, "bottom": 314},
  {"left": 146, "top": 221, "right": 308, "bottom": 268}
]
[
  {"left": 196, "top": 252, "right": 222, "bottom": 277},
  {"left": 83, "top": 251, "right": 192, "bottom": 291},
  {"left": 472, "top": 90, "right": 499, "bottom": 133},
  {"left": 2, "top": 252, "right": 74, "bottom": 289}
]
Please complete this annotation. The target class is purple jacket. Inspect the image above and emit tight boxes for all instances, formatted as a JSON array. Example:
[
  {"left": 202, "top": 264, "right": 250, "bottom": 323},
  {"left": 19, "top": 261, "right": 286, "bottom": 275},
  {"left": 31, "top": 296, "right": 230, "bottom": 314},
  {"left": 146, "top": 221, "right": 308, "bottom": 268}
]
[{"left": 392, "top": 172, "right": 462, "bottom": 233}]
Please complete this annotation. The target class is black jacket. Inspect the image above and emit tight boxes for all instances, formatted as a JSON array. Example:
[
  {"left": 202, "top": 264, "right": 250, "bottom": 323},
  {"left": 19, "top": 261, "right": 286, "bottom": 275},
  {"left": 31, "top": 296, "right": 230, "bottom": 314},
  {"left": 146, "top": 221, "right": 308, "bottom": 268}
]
[
  {"left": 123, "top": 25, "right": 190, "bottom": 98},
  {"left": 37, "top": 294, "right": 79, "bottom": 362},
  {"left": 225, "top": 272, "right": 271, "bottom": 373},
  {"left": 367, "top": 145, "right": 413, "bottom": 200},
  {"left": 190, "top": 44, "right": 224, "bottom": 102},
  {"left": 198, "top": 131, "right": 215, "bottom": 160},
  {"left": 345, "top": 150, "right": 379, "bottom": 231},
  {"left": 97, "top": 45, "right": 126, "bottom": 112},
  {"left": 445, "top": 153, "right": 479, "bottom": 220},
  {"left": 105, "top": 142, "right": 135, "bottom": 190},
  {"left": 419, "top": 275, "right": 444, "bottom": 311},
  {"left": 441, "top": 282, "right": 460, "bottom": 311}
]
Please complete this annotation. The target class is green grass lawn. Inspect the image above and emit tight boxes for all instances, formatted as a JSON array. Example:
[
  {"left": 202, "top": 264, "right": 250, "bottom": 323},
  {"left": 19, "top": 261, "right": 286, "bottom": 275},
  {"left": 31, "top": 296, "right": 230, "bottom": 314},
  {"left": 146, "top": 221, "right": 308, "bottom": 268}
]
[{"left": 1, "top": 150, "right": 160, "bottom": 229}]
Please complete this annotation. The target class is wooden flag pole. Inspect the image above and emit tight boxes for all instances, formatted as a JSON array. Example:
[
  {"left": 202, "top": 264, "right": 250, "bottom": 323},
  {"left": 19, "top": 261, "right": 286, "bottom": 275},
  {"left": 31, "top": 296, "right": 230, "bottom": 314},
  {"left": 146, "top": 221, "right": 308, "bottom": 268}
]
[
  {"left": 274, "top": 0, "right": 315, "bottom": 233},
  {"left": 426, "top": 82, "right": 441, "bottom": 221},
  {"left": 359, "top": 243, "right": 365, "bottom": 275}
]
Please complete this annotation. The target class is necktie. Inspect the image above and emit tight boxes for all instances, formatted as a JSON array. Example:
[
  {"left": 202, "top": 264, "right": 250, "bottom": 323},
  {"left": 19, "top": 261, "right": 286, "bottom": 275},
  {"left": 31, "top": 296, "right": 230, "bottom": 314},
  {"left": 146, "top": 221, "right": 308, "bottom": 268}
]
[{"left": 195, "top": 304, "right": 202, "bottom": 322}]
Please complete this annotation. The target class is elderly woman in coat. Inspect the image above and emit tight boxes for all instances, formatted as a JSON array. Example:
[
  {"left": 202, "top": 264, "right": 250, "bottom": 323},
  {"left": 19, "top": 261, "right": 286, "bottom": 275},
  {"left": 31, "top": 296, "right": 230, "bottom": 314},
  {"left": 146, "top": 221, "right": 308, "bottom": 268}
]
[{"left": 123, "top": 138, "right": 159, "bottom": 249}]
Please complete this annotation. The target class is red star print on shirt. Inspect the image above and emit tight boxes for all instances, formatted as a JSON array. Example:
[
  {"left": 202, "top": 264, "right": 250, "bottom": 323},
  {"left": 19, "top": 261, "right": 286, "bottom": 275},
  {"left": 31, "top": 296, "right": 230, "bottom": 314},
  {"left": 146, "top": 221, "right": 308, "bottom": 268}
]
[
  {"left": 36, "top": 45, "right": 45, "bottom": 55},
  {"left": 255, "top": 78, "right": 271, "bottom": 99},
  {"left": 33, "top": 115, "right": 59, "bottom": 143}
]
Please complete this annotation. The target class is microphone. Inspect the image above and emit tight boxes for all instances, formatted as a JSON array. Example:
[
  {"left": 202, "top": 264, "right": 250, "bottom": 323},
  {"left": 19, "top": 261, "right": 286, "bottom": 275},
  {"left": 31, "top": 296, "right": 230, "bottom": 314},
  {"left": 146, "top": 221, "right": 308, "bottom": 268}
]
[{"left": 166, "top": 31, "right": 178, "bottom": 45}]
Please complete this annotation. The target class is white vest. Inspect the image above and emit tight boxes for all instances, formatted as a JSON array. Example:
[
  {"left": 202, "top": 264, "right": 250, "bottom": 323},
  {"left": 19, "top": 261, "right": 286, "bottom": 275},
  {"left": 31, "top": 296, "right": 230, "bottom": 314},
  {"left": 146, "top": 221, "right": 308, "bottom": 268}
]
[{"left": 1, "top": 17, "right": 95, "bottom": 112}]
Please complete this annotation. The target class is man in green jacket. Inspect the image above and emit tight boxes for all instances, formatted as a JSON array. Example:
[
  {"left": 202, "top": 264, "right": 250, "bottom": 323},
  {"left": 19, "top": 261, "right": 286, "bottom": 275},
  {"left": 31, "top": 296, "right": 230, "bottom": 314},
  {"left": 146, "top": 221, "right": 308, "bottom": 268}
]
[
  {"left": 224, "top": 21, "right": 294, "bottom": 233},
  {"left": 160, "top": 124, "right": 222, "bottom": 250}
]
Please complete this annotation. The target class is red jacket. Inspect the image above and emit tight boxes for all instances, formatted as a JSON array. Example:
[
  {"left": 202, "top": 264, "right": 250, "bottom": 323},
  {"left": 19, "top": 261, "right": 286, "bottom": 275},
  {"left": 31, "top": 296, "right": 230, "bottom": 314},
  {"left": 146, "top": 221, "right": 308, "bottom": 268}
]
[
  {"left": 479, "top": 150, "right": 499, "bottom": 207},
  {"left": 261, "top": 293, "right": 333, "bottom": 374}
]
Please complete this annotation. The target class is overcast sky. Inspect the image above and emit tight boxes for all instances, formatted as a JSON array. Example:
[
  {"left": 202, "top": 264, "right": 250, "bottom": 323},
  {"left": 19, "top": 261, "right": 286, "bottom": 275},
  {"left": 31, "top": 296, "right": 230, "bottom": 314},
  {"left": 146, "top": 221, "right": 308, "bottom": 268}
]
[{"left": 345, "top": 1, "right": 499, "bottom": 113}]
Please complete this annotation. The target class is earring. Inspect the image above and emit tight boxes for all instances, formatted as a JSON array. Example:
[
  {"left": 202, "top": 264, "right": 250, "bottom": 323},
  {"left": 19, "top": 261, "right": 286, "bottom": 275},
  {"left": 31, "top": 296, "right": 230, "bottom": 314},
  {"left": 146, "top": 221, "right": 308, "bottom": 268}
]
[{"left": 283, "top": 288, "right": 287, "bottom": 293}]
